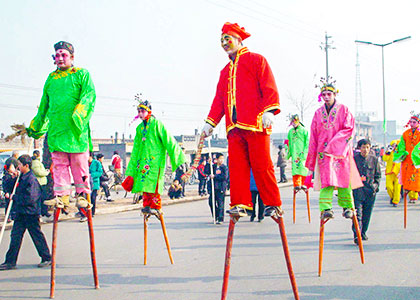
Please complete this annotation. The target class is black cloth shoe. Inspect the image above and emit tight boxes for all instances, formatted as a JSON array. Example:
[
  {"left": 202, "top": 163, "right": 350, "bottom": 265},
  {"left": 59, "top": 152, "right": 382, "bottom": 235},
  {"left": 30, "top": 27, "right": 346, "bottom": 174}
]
[
  {"left": 38, "top": 260, "right": 52, "bottom": 268},
  {"left": 250, "top": 216, "right": 255, "bottom": 222},
  {"left": 0, "top": 263, "right": 16, "bottom": 271},
  {"left": 354, "top": 238, "right": 359, "bottom": 245},
  {"left": 264, "top": 206, "right": 284, "bottom": 217},
  {"left": 342, "top": 208, "right": 354, "bottom": 219},
  {"left": 321, "top": 209, "right": 334, "bottom": 220},
  {"left": 226, "top": 206, "right": 248, "bottom": 217},
  {"left": 141, "top": 206, "right": 151, "bottom": 214},
  {"left": 361, "top": 233, "right": 368, "bottom": 241}
]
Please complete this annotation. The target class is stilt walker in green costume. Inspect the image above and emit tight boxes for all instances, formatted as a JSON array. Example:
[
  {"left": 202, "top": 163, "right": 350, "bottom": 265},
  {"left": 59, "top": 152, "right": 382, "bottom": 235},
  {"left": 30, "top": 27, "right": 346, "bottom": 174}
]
[
  {"left": 287, "top": 114, "right": 309, "bottom": 190},
  {"left": 23, "top": 41, "right": 95, "bottom": 212},
  {"left": 122, "top": 95, "right": 185, "bottom": 214}
]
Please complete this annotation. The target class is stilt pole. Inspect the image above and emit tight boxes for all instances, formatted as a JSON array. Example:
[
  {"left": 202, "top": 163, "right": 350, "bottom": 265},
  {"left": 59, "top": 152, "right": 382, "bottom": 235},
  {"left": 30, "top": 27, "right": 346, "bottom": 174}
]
[
  {"left": 159, "top": 214, "right": 174, "bottom": 264},
  {"left": 292, "top": 190, "right": 296, "bottom": 224},
  {"left": 82, "top": 201, "right": 99, "bottom": 289},
  {"left": 404, "top": 190, "right": 408, "bottom": 229},
  {"left": 318, "top": 217, "right": 329, "bottom": 277},
  {"left": 352, "top": 211, "right": 365, "bottom": 264},
  {"left": 144, "top": 215, "right": 148, "bottom": 265},
  {"left": 305, "top": 190, "right": 311, "bottom": 223},
  {"left": 221, "top": 216, "right": 238, "bottom": 300},
  {"left": 49, "top": 208, "right": 61, "bottom": 299},
  {"left": 272, "top": 215, "right": 300, "bottom": 300}
]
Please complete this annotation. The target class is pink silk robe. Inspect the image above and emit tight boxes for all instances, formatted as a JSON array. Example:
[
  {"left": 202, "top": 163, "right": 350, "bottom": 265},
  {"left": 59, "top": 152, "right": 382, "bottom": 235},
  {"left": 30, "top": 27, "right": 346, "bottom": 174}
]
[{"left": 306, "top": 102, "right": 363, "bottom": 190}]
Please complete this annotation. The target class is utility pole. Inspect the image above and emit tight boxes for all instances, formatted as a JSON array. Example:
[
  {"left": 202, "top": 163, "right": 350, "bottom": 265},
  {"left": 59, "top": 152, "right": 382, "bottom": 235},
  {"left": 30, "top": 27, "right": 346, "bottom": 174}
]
[
  {"left": 355, "top": 46, "right": 363, "bottom": 139},
  {"left": 320, "top": 32, "right": 335, "bottom": 80}
]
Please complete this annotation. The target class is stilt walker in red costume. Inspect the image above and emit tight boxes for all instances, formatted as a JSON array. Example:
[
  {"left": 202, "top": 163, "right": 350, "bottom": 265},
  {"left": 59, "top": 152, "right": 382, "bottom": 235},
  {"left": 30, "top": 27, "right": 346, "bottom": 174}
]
[{"left": 202, "top": 22, "right": 299, "bottom": 300}]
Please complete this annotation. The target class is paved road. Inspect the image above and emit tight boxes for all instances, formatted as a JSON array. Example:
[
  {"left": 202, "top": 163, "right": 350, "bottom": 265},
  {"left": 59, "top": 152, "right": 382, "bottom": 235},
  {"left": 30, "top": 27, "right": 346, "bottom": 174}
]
[{"left": 1, "top": 181, "right": 420, "bottom": 300}]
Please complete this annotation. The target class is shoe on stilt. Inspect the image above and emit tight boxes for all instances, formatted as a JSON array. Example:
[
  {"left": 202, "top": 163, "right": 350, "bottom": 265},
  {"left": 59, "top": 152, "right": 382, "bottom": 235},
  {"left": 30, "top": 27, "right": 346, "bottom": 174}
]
[
  {"left": 301, "top": 185, "right": 308, "bottom": 192},
  {"left": 80, "top": 216, "right": 88, "bottom": 222},
  {"left": 141, "top": 206, "right": 151, "bottom": 214},
  {"left": 264, "top": 206, "right": 284, "bottom": 217},
  {"left": 226, "top": 206, "right": 248, "bottom": 217},
  {"left": 293, "top": 186, "right": 301, "bottom": 191},
  {"left": 321, "top": 209, "right": 334, "bottom": 220},
  {"left": 391, "top": 203, "right": 398, "bottom": 207},
  {"left": 76, "top": 194, "right": 93, "bottom": 209},
  {"left": 353, "top": 238, "right": 359, "bottom": 245},
  {"left": 342, "top": 208, "right": 354, "bottom": 219},
  {"left": 44, "top": 196, "right": 65, "bottom": 209}
]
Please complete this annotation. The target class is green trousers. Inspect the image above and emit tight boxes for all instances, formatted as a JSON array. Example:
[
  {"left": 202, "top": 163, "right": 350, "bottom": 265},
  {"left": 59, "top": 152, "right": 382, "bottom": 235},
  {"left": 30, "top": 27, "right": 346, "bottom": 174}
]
[{"left": 319, "top": 186, "right": 354, "bottom": 211}]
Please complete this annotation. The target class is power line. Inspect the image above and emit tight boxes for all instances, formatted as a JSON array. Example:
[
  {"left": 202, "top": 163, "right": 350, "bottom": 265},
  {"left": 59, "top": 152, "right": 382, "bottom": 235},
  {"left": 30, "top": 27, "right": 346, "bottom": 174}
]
[{"left": 0, "top": 83, "right": 209, "bottom": 108}]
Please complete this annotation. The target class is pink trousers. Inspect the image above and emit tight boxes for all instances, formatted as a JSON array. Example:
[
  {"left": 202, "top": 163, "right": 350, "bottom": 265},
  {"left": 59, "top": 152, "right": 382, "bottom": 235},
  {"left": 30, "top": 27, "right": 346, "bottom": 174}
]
[{"left": 51, "top": 151, "right": 90, "bottom": 196}]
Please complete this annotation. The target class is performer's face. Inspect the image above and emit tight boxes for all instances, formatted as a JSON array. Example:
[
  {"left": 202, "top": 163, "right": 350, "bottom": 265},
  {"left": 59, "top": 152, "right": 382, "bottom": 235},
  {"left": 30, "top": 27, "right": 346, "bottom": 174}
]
[
  {"left": 292, "top": 121, "right": 299, "bottom": 128},
  {"left": 138, "top": 108, "right": 149, "bottom": 120},
  {"left": 321, "top": 91, "right": 335, "bottom": 105},
  {"left": 360, "top": 144, "right": 371, "bottom": 157},
  {"left": 221, "top": 34, "right": 241, "bottom": 55},
  {"left": 54, "top": 49, "right": 73, "bottom": 70},
  {"left": 409, "top": 119, "right": 419, "bottom": 129}
]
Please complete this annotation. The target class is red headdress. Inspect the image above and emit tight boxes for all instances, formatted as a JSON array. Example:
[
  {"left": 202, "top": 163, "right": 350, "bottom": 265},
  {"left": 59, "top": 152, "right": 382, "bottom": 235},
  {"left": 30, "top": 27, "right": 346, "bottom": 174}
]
[{"left": 222, "top": 22, "right": 251, "bottom": 41}]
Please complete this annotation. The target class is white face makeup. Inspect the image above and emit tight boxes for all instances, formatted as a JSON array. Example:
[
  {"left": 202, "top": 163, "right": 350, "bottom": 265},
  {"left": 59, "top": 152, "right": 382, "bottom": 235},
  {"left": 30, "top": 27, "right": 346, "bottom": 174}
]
[{"left": 221, "top": 33, "right": 242, "bottom": 55}]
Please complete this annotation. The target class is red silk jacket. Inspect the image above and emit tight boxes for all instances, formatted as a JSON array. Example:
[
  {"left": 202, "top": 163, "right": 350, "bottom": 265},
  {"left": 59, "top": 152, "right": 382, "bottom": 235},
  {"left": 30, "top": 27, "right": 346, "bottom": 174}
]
[{"left": 206, "top": 47, "right": 280, "bottom": 135}]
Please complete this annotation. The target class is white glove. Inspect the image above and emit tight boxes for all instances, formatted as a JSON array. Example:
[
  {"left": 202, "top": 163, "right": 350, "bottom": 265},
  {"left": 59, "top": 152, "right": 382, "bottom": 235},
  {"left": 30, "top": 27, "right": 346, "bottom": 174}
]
[
  {"left": 262, "top": 112, "right": 275, "bottom": 128},
  {"left": 202, "top": 123, "right": 214, "bottom": 137}
]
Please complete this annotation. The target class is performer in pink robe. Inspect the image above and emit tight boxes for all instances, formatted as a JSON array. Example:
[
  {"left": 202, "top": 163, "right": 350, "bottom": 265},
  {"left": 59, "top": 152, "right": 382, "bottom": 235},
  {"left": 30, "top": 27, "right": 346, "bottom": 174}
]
[{"left": 305, "top": 81, "right": 362, "bottom": 219}]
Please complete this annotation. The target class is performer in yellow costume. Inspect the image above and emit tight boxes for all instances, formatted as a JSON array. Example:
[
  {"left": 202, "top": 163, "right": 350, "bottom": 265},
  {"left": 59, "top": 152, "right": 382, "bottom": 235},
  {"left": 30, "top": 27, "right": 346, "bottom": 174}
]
[{"left": 382, "top": 140, "right": 401, "bottom": 207}]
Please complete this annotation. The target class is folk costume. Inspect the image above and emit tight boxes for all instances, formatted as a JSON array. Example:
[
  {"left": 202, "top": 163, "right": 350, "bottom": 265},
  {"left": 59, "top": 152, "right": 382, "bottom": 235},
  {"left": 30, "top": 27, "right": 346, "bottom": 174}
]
[
  {"left": 26, "top": 41, "right": 95, "bottom": 209},
  {"left": 123, "top": 100, "right": 185, "bottom": 211},
  {"left": 394, "top": 114, "right": 420, "bottom": 202},
  {"left": 306, "top": 83, "right": 362, "bottom": 213},
  {"left": 205, "top": 23, "right": 281, "bottom": 211},
  {"left": 287, "top": 114, "right": 309, "bottom": 188},
  {"left": 382, "top": 140, "right": 401, "bottom": 205}
]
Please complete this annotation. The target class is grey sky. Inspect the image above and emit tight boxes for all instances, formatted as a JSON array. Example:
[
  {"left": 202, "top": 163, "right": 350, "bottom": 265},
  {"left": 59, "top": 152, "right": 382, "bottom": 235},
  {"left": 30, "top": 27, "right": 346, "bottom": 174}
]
[{"left": 1, "top": 0, "right": 419, "bottom": 139}]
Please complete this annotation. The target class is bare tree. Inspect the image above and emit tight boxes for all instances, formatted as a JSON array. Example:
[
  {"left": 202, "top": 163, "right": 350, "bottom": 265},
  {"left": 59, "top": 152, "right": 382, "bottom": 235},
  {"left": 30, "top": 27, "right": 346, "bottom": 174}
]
[{"left": 286, "top": 90, "right": 317, "bottom": 123}]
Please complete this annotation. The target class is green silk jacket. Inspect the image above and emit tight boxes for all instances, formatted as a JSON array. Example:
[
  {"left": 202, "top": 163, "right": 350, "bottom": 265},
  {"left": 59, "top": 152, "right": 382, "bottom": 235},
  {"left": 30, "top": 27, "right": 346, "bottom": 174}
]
[
  {"left": 287, "top": 124, "right": 309, "bottom": 176},
  {"left": 26, "top": 67, "right": 96, "bottom": 153},
  {"left": 126, "top": 116, "right": 185, "bottom": 194}
]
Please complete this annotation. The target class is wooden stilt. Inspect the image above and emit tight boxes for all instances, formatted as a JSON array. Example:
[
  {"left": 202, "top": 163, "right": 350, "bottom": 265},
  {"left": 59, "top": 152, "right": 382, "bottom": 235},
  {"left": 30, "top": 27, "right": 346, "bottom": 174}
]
[
  {"left": 318, "top": 217, "right": 330, "bottom": 277},
  {"left": 82, "top": 203, "right": 99, "bottom": 289},
  {"left": 221, "top": 216, "right": 238, "bottom": 300},
  {"left": 305, "top": 190, "right": 311, "bottom": 223},
  {"left": 272, "top": 215, "right": 300, "bottom": 300},
  {"left": 292, "top": 189, "right": 297, "bottom": 224},
  {"left": 352, "top": 211, "right": 365, "bottom": 264},
  {"left": 144, "top": 215, "right": 148, "bottom": 265},
  {"left": 159, "top": 214, "right": 174, "bottom": 264},
  {"left": 404, "top": 190, "right": 408, "bottom": 229},
  {"left": 49, "top": 208, "right": 61, "bottom": 299}
]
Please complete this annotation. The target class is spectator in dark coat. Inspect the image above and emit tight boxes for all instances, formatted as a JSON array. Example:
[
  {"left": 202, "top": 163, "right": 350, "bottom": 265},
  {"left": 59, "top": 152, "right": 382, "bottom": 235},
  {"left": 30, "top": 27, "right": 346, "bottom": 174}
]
[
  {"left": 250, "top": 170, "right": 264, "bottom": 222},
  {"left": 277, "top": 144, "right": 287, "bottom": 183},
  {"left": 352, "top": 139, "right": 381, "bottom": 244},
  {"left": 0, "top": 155, "right": 51, "bottom": 270},
  {"left": 168, "top": 179, "right": 183, "bottom": 199},
  {"left": 208, "top": 153, "right": 228, "bottom": 224}
]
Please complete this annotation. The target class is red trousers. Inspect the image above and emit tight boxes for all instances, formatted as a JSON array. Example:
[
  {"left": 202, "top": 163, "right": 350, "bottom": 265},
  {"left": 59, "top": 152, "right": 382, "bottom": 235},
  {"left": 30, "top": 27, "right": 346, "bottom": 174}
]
[
  {"left": 143, "top": 177, "right": 162, "bottom": 210},
  {"left": 228, "top": 129, "right": 281, "bottom": 208},
  {"left": 292, "top": 175, "right": 306, "bottom": 187}
]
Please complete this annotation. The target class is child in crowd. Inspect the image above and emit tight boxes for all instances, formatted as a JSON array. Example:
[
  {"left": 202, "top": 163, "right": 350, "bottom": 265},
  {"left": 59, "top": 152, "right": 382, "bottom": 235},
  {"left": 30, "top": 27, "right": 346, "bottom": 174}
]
[{"left": 168, "top": 179, "right": 183, "bottom": 199}]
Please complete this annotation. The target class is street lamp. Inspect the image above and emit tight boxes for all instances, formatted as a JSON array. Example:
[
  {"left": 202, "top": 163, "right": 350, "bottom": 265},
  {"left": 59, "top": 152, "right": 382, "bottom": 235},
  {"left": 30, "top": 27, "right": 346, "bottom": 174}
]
[{"left": 355, "top": 36, "right": 411, "bottom": 146}]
